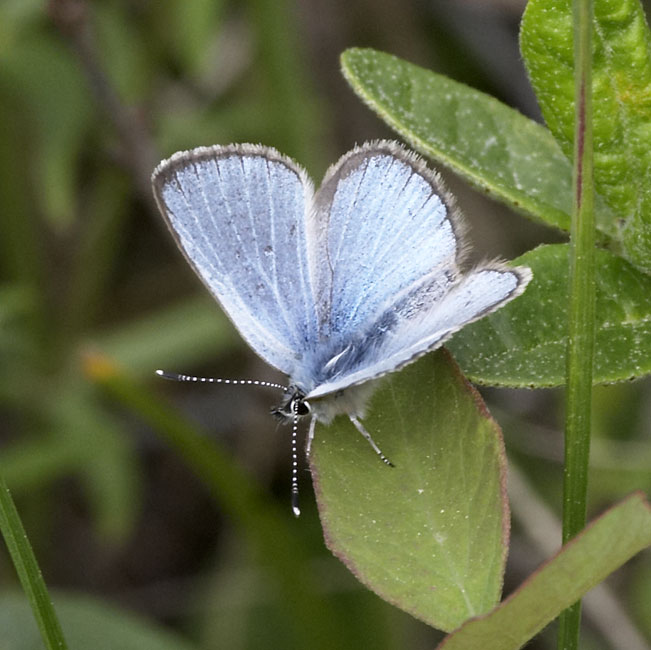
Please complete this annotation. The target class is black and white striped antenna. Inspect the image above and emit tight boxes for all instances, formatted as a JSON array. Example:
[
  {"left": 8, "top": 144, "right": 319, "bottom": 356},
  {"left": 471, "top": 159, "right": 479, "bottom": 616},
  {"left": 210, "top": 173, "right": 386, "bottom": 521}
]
[
  {"left": 156, "top": 369, "right": 304, "bottom": 516},
  {"left": 290, "top": 397, "right": 301, "bottom": 516},
  {"left": 156, "top": 369, "right": 287, "bottom": 392}
]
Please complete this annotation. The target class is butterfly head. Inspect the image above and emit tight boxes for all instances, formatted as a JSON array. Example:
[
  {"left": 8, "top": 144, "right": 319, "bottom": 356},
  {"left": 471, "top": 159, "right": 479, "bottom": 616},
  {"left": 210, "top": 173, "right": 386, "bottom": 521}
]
[{"left": 271, "top": 385, "right": 311, "bottom": 422}]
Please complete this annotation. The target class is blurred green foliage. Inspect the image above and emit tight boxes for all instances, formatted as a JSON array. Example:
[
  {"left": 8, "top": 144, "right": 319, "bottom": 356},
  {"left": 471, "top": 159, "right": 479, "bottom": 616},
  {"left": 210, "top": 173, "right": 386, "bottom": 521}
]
[{"left": 0, "top": 1, "right": 648, "bottom": 649}]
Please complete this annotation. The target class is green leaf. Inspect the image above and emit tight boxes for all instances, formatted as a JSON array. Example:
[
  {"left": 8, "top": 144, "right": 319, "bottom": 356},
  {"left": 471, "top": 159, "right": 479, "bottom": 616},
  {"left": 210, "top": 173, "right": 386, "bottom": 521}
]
[
  {"left": 63, "top": 169, "right": 131, "bottom": 339},
  {"left": 247, "top": 0, "right": 327, "bottom": 171},
  {"left": 0, "top": 591, "right": 197, "bottom": 650},
  {"left": 0, "top": 383, "right": 141, "bottom": 544},
  {"left": 153, "top": 0, "right": 225, "bottom": 77},
  {"left": 341, "top": 47, "right": 616, "bottom": 237},
  {"left": 91, "top": 296, "right": 240, "bottom": 377},
  {"left": 1, "top": 34, "right": 94, "bottom": 228},
  {"left": 311, "top": 350, "right": 509, "bottom": 633},
  {"left": 0, "top": 82, "right": 42, "bottom": 290},
  {"left": 55, "top": 387, "right": 141, "bottom": 543},
  {"left": 520, "top": 0, "right": 651, "bottom": 272},
  {"left": 94, "top": 3, "right": 154, "bottom": 103},
  {"left": 0, "top": 0, "right": 42, "bottom": 54},
  {"left": 447, "top": 244, "right": 651, "bottom": 386},
  {"left": 436, "top": 492, "right": 651, "bottom": 649}
]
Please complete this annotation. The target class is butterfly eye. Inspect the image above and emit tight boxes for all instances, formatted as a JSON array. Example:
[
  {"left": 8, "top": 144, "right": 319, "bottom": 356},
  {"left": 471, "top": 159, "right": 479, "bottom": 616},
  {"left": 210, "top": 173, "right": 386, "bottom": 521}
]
[{"left": 296, "top": 399, "right": 311, "bottom": 416}]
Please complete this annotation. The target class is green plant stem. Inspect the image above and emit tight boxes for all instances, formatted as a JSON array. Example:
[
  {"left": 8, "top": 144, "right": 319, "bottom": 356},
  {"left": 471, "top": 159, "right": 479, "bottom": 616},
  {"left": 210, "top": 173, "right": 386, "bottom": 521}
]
[
  {"left": 558, "top": 1, "right": 595, "bottom": 649},
  {"left": 0, "top": 473, "right": 68, "bottom": 650}
]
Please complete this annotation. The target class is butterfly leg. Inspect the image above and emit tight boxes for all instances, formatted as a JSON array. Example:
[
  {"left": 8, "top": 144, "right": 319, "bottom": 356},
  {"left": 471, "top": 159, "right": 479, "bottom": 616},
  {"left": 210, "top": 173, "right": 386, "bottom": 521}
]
[
  {"left": 305, "top": 416, "right": 317, "bottom": 459},
  {"left": 349, "top": 415, "right": 395, "bottom": 467}
]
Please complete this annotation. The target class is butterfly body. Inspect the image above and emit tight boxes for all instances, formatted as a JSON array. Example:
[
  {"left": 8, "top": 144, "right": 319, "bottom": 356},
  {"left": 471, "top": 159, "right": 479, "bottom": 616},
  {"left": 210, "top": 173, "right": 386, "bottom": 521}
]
[{"left": 273, "top": 378, "right": 379, "bottom": 427}]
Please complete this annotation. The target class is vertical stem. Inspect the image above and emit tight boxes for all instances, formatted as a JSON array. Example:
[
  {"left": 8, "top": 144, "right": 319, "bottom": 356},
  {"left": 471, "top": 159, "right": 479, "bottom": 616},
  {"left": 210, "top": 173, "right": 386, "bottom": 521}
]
[{"left": 558, "top": 0, "right": 595, "bottom": 649}]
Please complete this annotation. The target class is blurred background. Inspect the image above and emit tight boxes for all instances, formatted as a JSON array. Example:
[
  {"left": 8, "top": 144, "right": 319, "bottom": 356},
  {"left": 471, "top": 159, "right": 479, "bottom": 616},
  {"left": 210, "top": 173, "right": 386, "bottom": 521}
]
[{"left": 0, "top": 0, "right": 649, "bottom": 648}]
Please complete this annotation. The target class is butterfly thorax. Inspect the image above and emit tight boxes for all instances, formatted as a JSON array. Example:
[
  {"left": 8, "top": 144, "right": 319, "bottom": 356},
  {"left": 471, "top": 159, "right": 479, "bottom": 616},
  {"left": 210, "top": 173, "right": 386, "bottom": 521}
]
[
  {"left": 292, "top": 335, "right": 381, "bottom": 392},
  {"left": 271, "top": 378, "right": 378, "bottom": 428}
]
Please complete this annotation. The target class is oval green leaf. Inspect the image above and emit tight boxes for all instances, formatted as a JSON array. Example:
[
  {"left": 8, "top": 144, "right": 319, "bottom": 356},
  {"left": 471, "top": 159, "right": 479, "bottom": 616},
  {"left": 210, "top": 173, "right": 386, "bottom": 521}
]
[
  {"left": 310, "top": 350, "right": 509, "bottom": 633},
  {"left": 520, "top": 0, "right": 651, "bottom": 271},
  {"left": 448, "top": 244, "right": 651, "bottom": 386},
  {"left": 341, "top": 47, "right": 616, "bottom": 237}
]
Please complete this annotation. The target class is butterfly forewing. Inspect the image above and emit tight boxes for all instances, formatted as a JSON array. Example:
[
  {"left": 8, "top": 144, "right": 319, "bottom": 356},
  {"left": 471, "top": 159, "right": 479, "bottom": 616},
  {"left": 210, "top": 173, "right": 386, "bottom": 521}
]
[
  {"left": 152, "top": 145, "right": 319, "bottom": 377},
  {"left": 311, "top": 142, "right": 461, "bottom": 342}
]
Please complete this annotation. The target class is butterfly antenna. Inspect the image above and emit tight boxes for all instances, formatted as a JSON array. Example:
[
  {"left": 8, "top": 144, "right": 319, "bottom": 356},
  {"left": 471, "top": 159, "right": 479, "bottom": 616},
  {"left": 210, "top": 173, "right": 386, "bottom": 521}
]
[
  {"left": 155, "top": 369, "right": 287, "bottom": 392},
  {"left": 291, "top": 400, "right": 301, "bottom": 517},
  {"left": 157, "top": 369, "right": 302, "bottom": 514},
  {"left": 349, "top": 415, "right": 395, "bottom": 467}
]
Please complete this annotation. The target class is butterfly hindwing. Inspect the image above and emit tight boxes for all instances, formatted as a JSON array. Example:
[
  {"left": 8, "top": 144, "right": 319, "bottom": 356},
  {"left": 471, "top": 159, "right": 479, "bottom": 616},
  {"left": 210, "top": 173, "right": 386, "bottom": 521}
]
[{"left": 307, "top": 264, "right": 531, "bottom": 400}]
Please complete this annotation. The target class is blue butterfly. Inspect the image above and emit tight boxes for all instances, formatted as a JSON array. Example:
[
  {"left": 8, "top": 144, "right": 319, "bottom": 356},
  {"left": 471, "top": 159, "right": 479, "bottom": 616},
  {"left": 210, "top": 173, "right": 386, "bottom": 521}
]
[{"left": 152, "top": 141, "right": 531, "bottom": 514}]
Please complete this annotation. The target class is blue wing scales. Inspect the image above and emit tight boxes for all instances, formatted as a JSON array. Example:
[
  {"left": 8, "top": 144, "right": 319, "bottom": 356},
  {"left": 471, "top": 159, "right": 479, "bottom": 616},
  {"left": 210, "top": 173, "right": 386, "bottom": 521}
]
[
  {"left": 310, "top": 142, "right": 461, "bottom": 342},
  {"left": 152, "top": 144, "right": 318, "bottom": 376},
  {"left": 306, "top": 263, "right": 531, "bottom": 400},
  {"left": 153, "top": 140, "right": 532, "bottom": 407}
]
